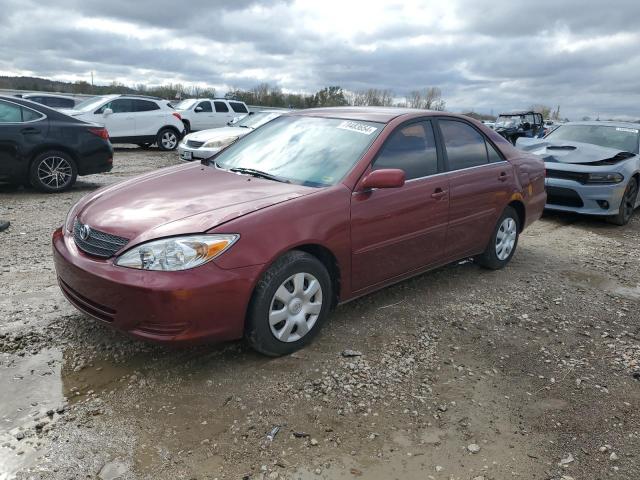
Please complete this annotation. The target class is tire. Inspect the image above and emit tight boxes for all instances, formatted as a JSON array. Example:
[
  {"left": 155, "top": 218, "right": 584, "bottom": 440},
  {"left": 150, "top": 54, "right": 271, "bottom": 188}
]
[
  {"left": 475, "top": 206, "right": 520, "bottom": 270},
  {"left": 607, "top": 177, "right": 638, "bottom": 226},
  {"left": 245, "top": 250, "right": 332, "bottom": 356},
  {"left": 29, "top": 151, "right": 77, "bottom": 193},
  {"left": 156, "top": 128, "right": 179, "bottom": 151}
]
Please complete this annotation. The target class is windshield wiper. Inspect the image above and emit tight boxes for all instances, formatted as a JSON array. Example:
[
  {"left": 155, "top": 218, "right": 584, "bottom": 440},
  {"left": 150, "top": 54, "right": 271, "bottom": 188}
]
[{"left": 229, "top": 167, "right": 290, "bottom": 183}]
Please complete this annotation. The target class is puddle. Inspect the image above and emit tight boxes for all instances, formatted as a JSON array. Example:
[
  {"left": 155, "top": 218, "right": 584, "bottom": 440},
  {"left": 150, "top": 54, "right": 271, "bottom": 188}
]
[
  {"left": 0, "top": 348, "right": 64, "bottom": 479},
  {"left": 563, "top": 270, "right": 640, "bottom": 300}
]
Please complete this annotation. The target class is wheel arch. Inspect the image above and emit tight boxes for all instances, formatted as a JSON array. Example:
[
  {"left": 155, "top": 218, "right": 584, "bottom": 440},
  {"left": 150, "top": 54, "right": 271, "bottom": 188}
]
[
  {"left": 507, "top": 199, "right": 526, "bottom": 232},
  {"left": 29, "top": 145, "right": 78, "bottom": 174}
]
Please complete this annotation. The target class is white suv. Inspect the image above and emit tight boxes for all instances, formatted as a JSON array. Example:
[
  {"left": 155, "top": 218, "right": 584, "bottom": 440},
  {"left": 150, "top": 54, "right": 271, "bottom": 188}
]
[
  {"left": 174, "top": 98, "right": 249, "bottom": 132},
  {"left": 60, "top": 94, "right": 185, "bottom": 150}
]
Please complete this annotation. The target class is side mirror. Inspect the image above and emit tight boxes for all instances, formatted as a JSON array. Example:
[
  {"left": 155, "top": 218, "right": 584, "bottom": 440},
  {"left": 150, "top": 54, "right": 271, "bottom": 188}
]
[
  {"left": 195, "top": 106, "right": 203, "bottom": 113},
  {"left": 360, "top": 169, "right": 405, "bottom": 190},
  {"left": 103, "top": 108, "right": 113, "bottom": 116}
]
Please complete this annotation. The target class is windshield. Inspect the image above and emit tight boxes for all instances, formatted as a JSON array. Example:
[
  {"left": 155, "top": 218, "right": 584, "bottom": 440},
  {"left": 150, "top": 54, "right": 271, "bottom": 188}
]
[
  {"left": 545, "top": 124, "right": 639, "bottom": 153},
  {"left": 237, "top": 112, "right": 281, "bottom": 129},
  {"left": 214, "top": 116, "right": 383, "bottom": 187},
  {"left": 72, "top": 96, "right": 109, "bottom": 112},
  {"left": 175, "top": 99, "right": 198, "bottom": 110},
  {"left": 495, "top": 115, "right": 522, "bottom": 127}
]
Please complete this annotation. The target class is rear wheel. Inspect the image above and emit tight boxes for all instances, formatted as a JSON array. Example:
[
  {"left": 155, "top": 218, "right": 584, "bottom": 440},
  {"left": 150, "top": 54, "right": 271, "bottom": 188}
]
[
  {"left": 29, "top": 151, "right": 77, "bottom": 193},
  {"left": 608, "top": 177, "right": 638, "bottom": 226},
  {"left": 156, "top": 128, "right": 179, "bottom": 151},
  {"left": 245, "top": 251, "right": 332, "bottom": 356},
  {"left": 476, "top": 206, "right": 520, "bottom": 270}
]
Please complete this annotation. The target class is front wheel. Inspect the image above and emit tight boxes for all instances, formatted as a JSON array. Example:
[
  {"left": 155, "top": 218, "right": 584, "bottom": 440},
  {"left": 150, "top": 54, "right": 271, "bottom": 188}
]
[
  {"left": 29, "top": 151, "right": 77, "bottom": 193},
  {"left": 156, "top": 128, "right": 179, "bottom": 151},
  {"left": 245, "top": 251, "right": 332, "bottom": 356},
  {"left": 608, "top": 177, "right": 638, "bottom": 226},
  {"left": 475, "top": 206, "right": 520, "bottom": 269}
]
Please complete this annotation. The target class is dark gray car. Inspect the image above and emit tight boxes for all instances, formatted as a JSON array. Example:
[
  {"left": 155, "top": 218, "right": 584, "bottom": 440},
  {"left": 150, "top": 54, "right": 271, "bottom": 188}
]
[{"left": 517, "top": 121, "right": 640, "bottom": 225}]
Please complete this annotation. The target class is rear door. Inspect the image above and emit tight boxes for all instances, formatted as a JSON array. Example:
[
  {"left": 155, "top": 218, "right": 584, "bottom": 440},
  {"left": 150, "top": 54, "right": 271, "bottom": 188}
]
[
  {"left": 435, "top": 118, "right": 513, "bottom": 260},
  {"left": 132, "top": 99, "right": 162, "bottom": 136},
  {"left": 191, "top": 100, "right": 214, "bottom": 130},
  {"left": 0, "top": 100, "right": 47, "bottom": 181},
  {"left": 213, "top": 101, "right": 234, "bottom": 127},
  {"left": 94, "top": 99, "right": 136, "bottom": 138},
  {"left": 350, "top": 120, "right": 449, "bottom": 292}
]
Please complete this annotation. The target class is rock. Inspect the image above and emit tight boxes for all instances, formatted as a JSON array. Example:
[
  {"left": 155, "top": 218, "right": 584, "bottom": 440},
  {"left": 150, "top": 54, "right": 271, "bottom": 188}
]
[
  {"left": 472, "top": 476, "right": 486, "bottom": 480},
  {"left": 341, "top": 350, "right": 362, "bottom": 358},
  {"left": 314, "top": 467, "right": 322, "bottom": 475},
  {"left": 467, "top": 443, "right": 481, "bottom": 454},
  {"left": 267, "top": 471, "right": 279, "bottom": 479},
  {"left": 435, "top": 466, "right": 443, "bottom": 472},
  {"left": 15, "top": 431, "right": 24, "bottom": 440},
  {"left": 558, "top": 453, "right": 574, "bottom": 466},
  {"left": 609, "top": 452, "right": 619, "bottom": 461},
  {"left": 437, "top": 404, "right": 448, "bottom": 412},
  {"left": 310, "top": 438, "right": 319, "bottom": 446}
]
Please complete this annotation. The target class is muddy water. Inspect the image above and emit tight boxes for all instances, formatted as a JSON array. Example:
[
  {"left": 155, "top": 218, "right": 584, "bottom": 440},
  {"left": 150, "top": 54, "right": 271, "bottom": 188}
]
[{"left": 0, "top": 349, "right": 64, "bottom": 479}]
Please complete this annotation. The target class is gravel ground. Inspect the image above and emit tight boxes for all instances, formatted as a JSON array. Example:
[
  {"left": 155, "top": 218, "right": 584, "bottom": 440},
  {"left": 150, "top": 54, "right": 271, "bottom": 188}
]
[{"left": 1, "top": 147, "right": 639, "bottom": 480}]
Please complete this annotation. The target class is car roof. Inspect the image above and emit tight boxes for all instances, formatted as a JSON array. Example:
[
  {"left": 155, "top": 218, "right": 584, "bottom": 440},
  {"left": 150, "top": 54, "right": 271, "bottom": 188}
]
[
  {"left": 0, "top": 95, "right": 87, "bottom": 123},
  {"left": 290, "top": 106, "right": 452, "bottom": 124},
  {"left": 562, "top": 120, "right": 640, "bottom": 129},
  {"left": 22, "top": 93, "right": 75, "bottom": 99}
]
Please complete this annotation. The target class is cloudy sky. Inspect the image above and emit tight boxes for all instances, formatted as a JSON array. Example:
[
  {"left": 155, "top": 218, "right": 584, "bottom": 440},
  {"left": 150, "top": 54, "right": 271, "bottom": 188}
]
[{"left": 2, "top": 0, "right": 640, "bottom": 119}]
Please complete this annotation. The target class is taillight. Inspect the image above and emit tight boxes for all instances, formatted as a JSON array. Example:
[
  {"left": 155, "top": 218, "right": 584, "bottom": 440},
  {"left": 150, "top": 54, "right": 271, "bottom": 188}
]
[
  {"left": 172, "top": 112, "right": 182, "bottom": 120},
  {"left": 88, "top": 127, "right": 109, "bottom": 140}
]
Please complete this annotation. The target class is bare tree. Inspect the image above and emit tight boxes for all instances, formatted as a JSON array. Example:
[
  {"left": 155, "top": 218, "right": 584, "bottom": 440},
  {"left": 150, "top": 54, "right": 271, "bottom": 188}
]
[{"left": 406, "top": 87, "right": 446, "bottom": 110}]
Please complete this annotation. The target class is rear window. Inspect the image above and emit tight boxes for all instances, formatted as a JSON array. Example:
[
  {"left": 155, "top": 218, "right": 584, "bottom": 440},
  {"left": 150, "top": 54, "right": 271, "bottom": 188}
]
[{"left": 229, "top": 102, "right": 248, "bottom": 113}]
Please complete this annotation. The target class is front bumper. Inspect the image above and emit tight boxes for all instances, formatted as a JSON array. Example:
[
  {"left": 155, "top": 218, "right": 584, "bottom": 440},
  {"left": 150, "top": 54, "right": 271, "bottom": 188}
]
[
  {"left": 177, "top": 143, "right": 221, "bottom": 162},
  {"left": 52, "top": 228, "right": 263, "bottom": 344},
  {"left": 544, "top": 177, "right": 626, "bottom": 216}
]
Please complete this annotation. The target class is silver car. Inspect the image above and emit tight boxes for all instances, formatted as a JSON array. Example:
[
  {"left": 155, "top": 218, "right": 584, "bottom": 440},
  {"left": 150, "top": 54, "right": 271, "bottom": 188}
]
[
  {"left": 517, "top": 121, "right": 640, "bottom": 225},
  {"left": 178, "top": 110, "right": 287, "bottom": 161}
]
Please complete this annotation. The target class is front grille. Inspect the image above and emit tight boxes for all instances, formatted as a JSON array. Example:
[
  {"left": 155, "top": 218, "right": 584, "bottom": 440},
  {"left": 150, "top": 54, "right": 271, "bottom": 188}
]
[
  {"left": 546, "top": 169, "right": 589, "bottom": 184},
  {"left": 186, "top": 140, "right": 204, "bottom": 148},
  {"left": 59, "top": 278, "right": 116, "bottom": 322},
  {"left": 73, "top": 219, "right": 129, "bottom": 258},
  {"left": 546, "top": 186, "right": 584, "bottom": 208}
]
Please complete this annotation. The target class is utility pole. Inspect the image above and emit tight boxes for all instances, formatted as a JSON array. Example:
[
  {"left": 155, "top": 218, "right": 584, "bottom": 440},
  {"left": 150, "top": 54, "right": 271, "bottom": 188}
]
[{"left": 91, "top": 71, "right": 94, "bottom": 92}]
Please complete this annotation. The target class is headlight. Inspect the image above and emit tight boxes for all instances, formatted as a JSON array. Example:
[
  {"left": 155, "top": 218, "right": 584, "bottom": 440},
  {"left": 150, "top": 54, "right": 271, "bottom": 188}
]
[
  {"left": 203, "top": 137, "right": 238, "bottom": 149},
  {"left": 586, "top": 172, "right": 624, "bottom": 184},
  {"left": 115, "top": 234, "right": 239, "bottom": 271}
]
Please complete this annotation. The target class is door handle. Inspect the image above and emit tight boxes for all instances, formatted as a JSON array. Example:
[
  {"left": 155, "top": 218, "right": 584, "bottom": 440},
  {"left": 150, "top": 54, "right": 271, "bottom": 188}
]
[
  {"left": 498, "top": 172, "right": 508, "bottom": 182},
  {"left": 21, "top": 127, "right": 40, "bottom": 134},
  {"left": 431, "top": 188, "right": 448, "bottom": 199}
]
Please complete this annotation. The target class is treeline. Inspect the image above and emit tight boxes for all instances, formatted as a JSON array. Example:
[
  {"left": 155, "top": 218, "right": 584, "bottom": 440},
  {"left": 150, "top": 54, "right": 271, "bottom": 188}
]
[{"left": 0, "top": 75, "right": 446, "bottom": 110}]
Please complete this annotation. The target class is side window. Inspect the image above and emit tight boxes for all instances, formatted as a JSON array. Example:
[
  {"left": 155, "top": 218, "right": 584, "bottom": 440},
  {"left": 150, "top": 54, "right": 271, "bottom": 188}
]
[
  {"left": 373, "top": 121, "right": 439, "bottom": 180},
  {"left": 230, "top": 102, "right": 248, "bottom": 113},
  {"left": 22, "top": 107, "right": 44, "bottom": 122},
  {"left": 196, "top": 101, "right": 212, "bottom": 112},
  {"left": 0, "top": 101, "right": 24, "bottom": 123},
  {"left": 134, "top": 100, "right": 160, "bottom": 112},
  {"left": 214, "top": 101, "right": 229, "bottom": 113},
  {"left": 97, "top": 99, "right": 134, "bottom": 114},
  {"left": 486, "top": 141, "right": 504, "bottom": 163},
  {"left": 439, "top": 120, "right": 488, "bottom": 170}
]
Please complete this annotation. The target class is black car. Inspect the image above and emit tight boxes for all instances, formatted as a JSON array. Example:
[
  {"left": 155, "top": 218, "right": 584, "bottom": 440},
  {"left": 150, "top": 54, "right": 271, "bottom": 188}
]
[
  {"left": 19, "top": 93, "right": 77, "bottom": 109},
  {"left": 0, "top": 96, "right": 113, "bottom": 193}
]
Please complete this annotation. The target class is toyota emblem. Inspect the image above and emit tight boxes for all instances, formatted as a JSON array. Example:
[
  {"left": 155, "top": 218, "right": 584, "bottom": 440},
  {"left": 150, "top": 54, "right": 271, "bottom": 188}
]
[{"left": 79, "top": 224, "right": 91, "bottom": 241}]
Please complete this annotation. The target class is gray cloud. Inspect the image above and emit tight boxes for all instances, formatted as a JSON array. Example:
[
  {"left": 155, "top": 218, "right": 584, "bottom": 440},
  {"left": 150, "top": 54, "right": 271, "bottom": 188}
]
[{"left": 2, "top": 0, "right": 640, "bottom": 119}]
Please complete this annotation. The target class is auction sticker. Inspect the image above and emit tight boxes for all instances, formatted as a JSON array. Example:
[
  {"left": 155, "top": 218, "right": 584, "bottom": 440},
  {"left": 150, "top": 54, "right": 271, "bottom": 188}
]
[
  {"left": 337, "top": 121, "right": 377, "bottom": 135},
  {"left": 616, "top": 127, "right": 639, "bottom": 133}
]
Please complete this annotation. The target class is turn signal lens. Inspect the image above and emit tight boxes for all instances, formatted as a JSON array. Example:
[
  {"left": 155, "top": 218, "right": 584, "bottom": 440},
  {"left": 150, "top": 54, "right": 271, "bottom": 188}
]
[{"left": 115, "top": 234, "right": 239, "bottom": 271}]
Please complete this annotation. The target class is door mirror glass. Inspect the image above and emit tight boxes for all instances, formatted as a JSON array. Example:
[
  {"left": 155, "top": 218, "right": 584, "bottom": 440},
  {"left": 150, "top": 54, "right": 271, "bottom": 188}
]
[
  {"left": 360, "top": 169, "right": 405, "bottom": 190},
  {"left": 103, "top": 108, "right": 113, "bottom": 116}
]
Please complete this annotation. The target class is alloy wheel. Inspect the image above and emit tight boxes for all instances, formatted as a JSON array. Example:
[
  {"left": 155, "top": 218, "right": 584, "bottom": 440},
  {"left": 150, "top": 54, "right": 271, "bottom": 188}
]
[
  {"left": 161, "top": 131, "right": 177, "bottom": 149},
  {"left": 268, "top": 272, "right": 323, "bottom": 343},
  {"left": 37, "top": 156, "right": 73, "bottom": 190},
  {"left": 495, "top": 217, "right": 517, "bottom": 261}
]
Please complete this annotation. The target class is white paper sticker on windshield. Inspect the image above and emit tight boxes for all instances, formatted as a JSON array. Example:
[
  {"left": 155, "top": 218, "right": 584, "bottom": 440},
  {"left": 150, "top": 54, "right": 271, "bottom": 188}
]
[
  {"left": 337, "top": 121, "right": 377, "bottom": 135},
  {"left": 616, "top": 127, "right": 639, "bottom": 133}
]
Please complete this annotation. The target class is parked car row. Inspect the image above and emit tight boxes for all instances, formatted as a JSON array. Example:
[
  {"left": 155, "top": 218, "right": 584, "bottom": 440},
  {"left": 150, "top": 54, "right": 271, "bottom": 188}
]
[{"left": 174, "top": 98, "right": 250, "bottom": 132}]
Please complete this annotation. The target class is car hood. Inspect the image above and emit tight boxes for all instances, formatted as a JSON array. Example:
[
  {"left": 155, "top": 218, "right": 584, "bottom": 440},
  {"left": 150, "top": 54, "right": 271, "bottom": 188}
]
[
  {"left": 185, "top": 127, "right": 251, "bottom": 143},
  {"left": 73, "top": 163, "right": 316, "bottom": 246},
  {"left": 516, "top": 138, "right": 636, "bottom": 164}
]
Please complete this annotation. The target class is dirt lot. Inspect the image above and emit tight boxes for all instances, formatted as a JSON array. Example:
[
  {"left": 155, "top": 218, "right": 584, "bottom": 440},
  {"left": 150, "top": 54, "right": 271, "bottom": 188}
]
[{"left": 1, "top": 147, "right": 639, "bottom": 480}]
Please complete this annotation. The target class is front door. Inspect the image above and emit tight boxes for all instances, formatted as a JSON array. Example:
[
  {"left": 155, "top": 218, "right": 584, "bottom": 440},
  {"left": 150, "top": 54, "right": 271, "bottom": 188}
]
[
  {"left": 436, "top": 118, "right": 513, "bottom": 259},
  {"left": 191, "top": 100, "right": 214, "bottom": 131},
  {"left": 350, "top": 120, "right": 449, "bottom": 292},
  {"left": 93, "top": 99, "right": 136, "bottom": 139}
]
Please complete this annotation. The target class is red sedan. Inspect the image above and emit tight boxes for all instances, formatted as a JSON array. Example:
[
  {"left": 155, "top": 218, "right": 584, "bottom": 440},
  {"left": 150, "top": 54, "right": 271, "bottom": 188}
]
[{"left": 53, "top": 108, "right": 546, "bottom": 356}]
